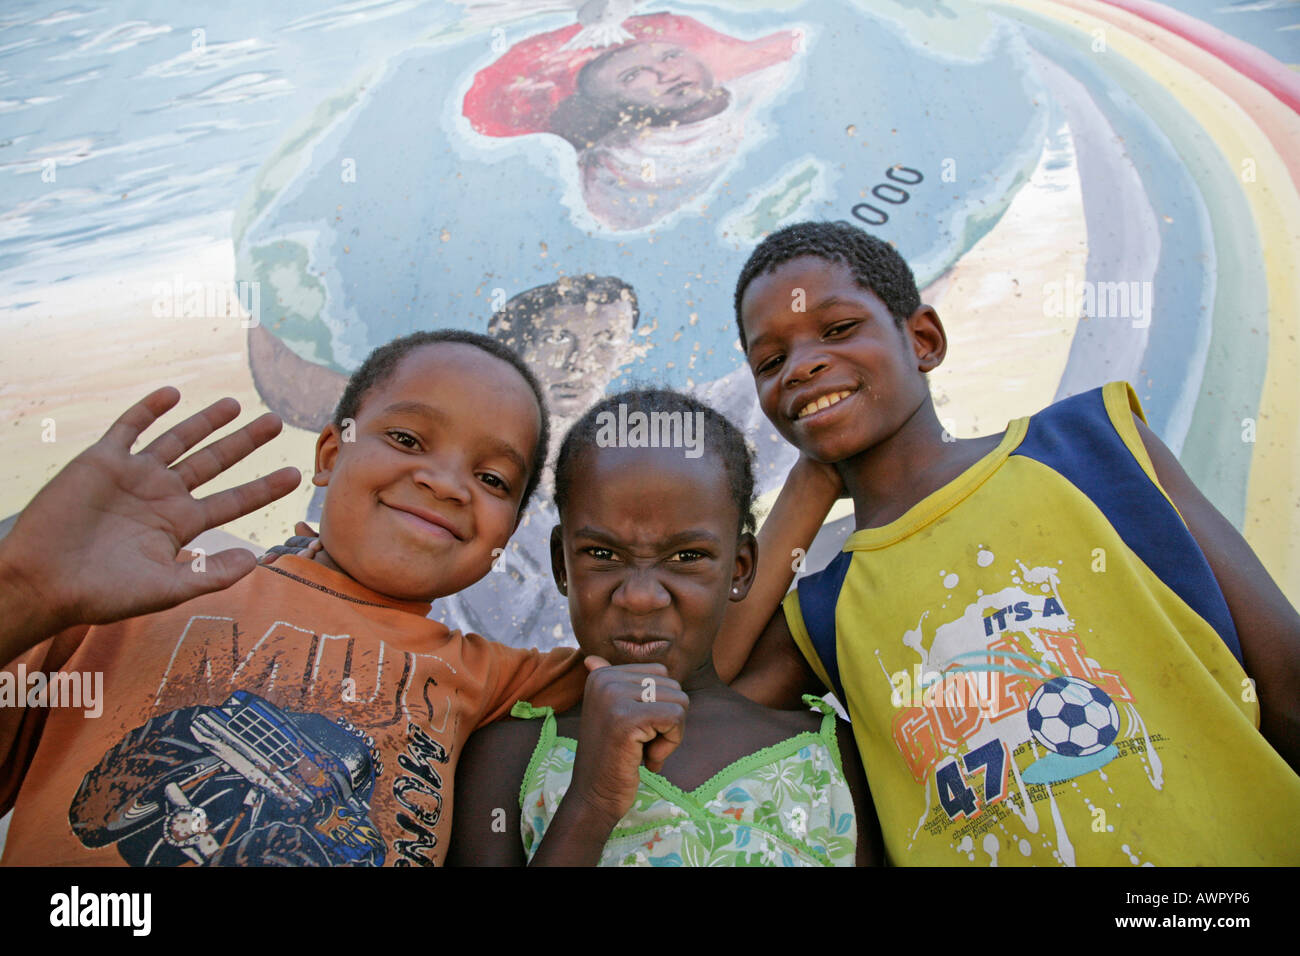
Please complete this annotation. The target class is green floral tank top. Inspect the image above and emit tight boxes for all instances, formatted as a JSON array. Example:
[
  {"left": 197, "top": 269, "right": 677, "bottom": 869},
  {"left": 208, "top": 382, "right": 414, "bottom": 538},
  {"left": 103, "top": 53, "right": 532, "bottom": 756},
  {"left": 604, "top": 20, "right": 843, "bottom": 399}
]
[{"left": 513, "top": 695, "right": 857, "bottom": 866}]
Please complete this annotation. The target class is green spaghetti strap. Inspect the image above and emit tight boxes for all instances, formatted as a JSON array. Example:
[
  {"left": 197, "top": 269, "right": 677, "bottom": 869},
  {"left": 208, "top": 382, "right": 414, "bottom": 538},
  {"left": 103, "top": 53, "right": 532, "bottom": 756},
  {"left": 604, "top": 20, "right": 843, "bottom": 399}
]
[
  {"left": 514, "top": 700, "right": 558, "bottom": 812},
  {"left": 803, "top": 694, "right": 848, "bottom": 778},
  {"left": 802, "top": 693, "right": 839, "bottom": 736},
  {"left": 801, "top": 693, "right": 835, "bottom": 716},
  {"left": 511, "top": 700, "right": 553, "bottom": 720}
]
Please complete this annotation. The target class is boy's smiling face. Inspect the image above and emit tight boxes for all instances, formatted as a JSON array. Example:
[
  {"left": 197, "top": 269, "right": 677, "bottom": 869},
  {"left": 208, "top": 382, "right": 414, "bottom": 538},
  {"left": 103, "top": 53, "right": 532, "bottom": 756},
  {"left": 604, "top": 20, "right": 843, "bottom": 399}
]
[
  {"left": 313, "top": 343, "right": 541, "bottom": 601},
  {"left": 740, "top": 255, "right": 941, "bottom": 466}
]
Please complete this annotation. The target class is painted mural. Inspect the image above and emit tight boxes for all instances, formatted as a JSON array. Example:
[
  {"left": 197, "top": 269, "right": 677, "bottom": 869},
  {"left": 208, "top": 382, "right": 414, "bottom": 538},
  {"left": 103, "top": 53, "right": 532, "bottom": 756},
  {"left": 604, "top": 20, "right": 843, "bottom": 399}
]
[{"left": 1, "top": 1, "right": 1298, "bottom": 649}]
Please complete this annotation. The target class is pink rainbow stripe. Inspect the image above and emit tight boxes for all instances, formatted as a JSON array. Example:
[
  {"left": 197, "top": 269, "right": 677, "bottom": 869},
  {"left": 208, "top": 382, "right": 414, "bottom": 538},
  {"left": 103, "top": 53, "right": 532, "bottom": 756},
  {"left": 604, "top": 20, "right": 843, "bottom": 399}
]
[{"left": 1100, "top": 0, "right": 1300, "bottom": 113}]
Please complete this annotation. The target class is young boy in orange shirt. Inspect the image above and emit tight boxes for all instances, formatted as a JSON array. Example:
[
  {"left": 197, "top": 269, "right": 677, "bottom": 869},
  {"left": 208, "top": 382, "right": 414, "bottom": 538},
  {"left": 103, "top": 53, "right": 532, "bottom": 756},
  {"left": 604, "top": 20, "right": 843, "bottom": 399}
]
[{"left": 0, "top": 331, "right": 591, "bottom": 866}]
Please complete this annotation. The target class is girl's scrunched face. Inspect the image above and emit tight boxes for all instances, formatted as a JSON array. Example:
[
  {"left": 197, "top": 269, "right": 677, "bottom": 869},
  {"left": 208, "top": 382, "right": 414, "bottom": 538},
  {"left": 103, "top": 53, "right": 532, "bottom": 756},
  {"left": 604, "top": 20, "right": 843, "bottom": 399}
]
[
  {"left": 314, "top": 343, "right": 541, "bottom": 601},
  {"left": 552, "top": 443, "right": 753, "bottom": 684}
]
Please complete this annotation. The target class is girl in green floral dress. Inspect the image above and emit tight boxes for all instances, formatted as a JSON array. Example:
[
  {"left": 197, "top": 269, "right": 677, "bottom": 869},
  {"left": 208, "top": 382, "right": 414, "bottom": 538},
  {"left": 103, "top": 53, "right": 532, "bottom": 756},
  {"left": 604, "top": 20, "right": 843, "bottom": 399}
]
[{"left": 448, "top": 390, "right": 880, "bottom": 866}]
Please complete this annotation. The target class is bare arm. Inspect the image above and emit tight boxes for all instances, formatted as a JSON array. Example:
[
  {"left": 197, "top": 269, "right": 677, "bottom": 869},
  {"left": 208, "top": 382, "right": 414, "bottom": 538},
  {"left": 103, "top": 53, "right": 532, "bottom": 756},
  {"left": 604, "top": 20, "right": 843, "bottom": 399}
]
[
  {"left": 730, "top": 610, "right": 824, "bottom": 710},
  {"left": 446, "top": 720, "right": 537, "bottom": 867},
  {"left": 529, "top": 660, "right": 688, "bottom": 867},
  {"left": 1135, "top": 416, "right": 1300, "bottom": 772},
  {"left": 714, "top": 456, "right": 841, "bottom": 682},
  {"left": 835, "top": 719, "right": 883, "bottom": 866},
  {"left": 526, "top": 785, "right": 625, "bottom": 867}
]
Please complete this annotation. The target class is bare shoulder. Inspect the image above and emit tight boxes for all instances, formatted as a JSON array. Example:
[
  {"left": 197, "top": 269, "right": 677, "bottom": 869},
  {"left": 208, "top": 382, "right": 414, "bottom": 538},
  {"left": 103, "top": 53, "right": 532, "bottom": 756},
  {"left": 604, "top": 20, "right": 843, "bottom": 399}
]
[
  {"left": 462, "top": 714, "right": 545, "bottom": 768},
  {"left": 764, "top": 697, "right": 824, "bottom": 737},
  {"left": 705, "top": 689, "right": 822, "bottom": 747}
]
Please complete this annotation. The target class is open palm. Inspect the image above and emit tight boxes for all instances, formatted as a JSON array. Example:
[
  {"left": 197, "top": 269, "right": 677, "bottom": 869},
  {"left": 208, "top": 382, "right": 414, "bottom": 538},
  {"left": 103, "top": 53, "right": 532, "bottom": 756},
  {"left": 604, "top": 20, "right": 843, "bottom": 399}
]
[{"left": 1, "top": 387, "right": 301, "bottom": 637}]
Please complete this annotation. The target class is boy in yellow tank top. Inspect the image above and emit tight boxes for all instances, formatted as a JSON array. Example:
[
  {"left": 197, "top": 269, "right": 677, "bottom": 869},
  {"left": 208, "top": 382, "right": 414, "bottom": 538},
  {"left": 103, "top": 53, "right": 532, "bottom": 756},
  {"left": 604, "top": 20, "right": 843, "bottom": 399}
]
[{"left": 715, "top": 221, "right": 1300, "bottom": 866}]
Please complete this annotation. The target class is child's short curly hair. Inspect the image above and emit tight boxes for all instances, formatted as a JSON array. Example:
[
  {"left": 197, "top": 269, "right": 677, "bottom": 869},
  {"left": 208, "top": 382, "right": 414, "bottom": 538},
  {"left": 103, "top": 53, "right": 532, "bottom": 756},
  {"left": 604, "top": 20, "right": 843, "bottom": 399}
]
[
  {"left": 554, "top": 388, "right": 756, "bottom": 535},
  {"left": 733, "top": 220, "right": 922, "bottom": 349},
  {"left": 333, "top": 329, "right": 551, "bottom": 513}
]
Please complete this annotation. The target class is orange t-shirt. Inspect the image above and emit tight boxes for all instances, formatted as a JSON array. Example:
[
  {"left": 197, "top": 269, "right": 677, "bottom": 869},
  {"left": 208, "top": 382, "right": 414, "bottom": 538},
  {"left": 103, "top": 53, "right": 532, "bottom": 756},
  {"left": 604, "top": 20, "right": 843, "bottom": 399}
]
[{"left": 0, "top": 555, "right": 585, "bottom": 866}]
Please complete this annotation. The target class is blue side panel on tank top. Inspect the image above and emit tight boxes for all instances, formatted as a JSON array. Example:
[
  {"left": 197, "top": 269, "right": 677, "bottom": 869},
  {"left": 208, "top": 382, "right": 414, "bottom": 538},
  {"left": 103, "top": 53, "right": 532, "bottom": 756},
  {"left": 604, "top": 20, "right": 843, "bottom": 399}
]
[
  {"left": 1012, "top": 387, "right": 1243, "bottom": 663},
  {"left": 796, "top": 549, "right": 853, "bottom": 700}
]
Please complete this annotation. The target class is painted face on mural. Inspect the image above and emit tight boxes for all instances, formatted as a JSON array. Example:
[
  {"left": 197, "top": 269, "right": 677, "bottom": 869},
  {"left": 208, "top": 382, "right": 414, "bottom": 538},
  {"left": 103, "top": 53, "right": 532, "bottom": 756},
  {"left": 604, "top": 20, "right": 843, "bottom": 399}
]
[
  {"left": 521, "top": 300, "right": 639, "bottom": 421},
  {"left": 580, "top": 42, "right": 719, "bottom": 116},
  {"left": 462, "top": 14, "right": 799, "bottom": 230}
]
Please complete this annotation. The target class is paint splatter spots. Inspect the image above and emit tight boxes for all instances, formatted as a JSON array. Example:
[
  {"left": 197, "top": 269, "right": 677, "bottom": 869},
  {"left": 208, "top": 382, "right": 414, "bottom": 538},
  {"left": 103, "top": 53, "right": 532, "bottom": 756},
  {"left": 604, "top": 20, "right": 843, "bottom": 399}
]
[
  {"left": 957, "top": 835, "right": 975, "bottom": 861},
  {"left": 1120, "top": 843, "right": 1152, "bottom": 866},
  {"left": 982, "top": 833, "right": 1000, "bottom": 867}
]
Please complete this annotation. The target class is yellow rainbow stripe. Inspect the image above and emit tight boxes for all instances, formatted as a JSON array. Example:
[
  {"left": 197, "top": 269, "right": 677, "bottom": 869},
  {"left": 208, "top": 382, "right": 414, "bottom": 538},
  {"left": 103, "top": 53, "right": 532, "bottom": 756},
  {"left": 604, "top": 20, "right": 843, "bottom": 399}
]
[{"left": 992, "top": 0, "right": 1300, "bottom": 601}]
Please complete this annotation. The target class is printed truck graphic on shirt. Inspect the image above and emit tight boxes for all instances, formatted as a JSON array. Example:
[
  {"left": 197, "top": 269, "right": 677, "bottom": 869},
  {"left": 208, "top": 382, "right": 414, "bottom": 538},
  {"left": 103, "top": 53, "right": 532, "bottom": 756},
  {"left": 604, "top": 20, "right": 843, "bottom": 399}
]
[{"left": 69, "top": 690, "right": 386, "bottom": 866}]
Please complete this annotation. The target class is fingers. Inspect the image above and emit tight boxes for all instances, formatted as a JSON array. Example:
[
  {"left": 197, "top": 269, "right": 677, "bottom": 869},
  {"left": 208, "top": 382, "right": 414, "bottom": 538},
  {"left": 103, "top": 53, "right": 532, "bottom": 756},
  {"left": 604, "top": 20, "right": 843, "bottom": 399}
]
[
  {"left": 643, "top": 720, "right": 685, "bottom": 773},
  {"left": 257, "top": 527, "right": 321, "bottom": 565},
  {"left": 136, "top": 397, "right": 242, "bottom": 467},
  {"left": 258, "top": 543, "right": 302, "bottom": 565},
  {"left": 638, "top": 683, "right": 689, "bottom": 710},
  {"left": 169, "top": 411, "right": 285, "bottom": 492},
  {"left": 102, "top": 387, "right": 182, "bottom": 452},
  {"left": 631, "top": 698, "right": 688, "bottom": 773},
  {"left": 175, "top": 548, "right": 261, "bottom": 602},
  {"left": 577, "top": 663, "right": 688, "bottom": 784},
  {"left": 195, "top": 466, "right": 302, "bottom": 534},
  {"left": 596, "top": 661, "right": 669, "bottom": 676},
  {"left": 584, "top": 661, "right": 672, "bottom": 695},
  {"left": 102, "top": 396, "right": 296, "bottom": 528}
]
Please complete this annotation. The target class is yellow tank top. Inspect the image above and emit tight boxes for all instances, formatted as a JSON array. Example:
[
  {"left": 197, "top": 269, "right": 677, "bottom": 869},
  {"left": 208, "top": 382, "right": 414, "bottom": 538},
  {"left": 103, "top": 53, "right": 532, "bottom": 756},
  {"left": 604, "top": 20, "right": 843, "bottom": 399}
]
[{"left": 784, "top": 382, "right": 1300, "bottom": 865}]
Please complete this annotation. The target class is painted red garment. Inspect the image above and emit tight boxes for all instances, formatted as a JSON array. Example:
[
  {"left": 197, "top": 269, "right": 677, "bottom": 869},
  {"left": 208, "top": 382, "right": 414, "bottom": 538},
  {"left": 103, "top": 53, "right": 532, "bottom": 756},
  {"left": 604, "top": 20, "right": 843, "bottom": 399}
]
[{"left": 463, "top": 12, "right": 796, "bottom": 136}]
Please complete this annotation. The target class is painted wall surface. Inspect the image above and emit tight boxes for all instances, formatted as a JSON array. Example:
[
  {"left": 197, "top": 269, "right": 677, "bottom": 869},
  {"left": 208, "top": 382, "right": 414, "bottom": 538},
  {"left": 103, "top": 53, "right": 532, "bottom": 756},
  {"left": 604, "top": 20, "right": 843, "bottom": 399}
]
[{"left": 2, "top": 0, "right": 1298, "bottom": 649}]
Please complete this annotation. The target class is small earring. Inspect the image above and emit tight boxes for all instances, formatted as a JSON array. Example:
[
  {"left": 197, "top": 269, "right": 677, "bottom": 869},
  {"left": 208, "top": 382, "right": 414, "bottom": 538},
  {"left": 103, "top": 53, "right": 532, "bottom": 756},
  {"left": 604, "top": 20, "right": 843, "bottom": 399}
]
[{"left": 732, "top": 587, "right": 739, "bottom": 594}]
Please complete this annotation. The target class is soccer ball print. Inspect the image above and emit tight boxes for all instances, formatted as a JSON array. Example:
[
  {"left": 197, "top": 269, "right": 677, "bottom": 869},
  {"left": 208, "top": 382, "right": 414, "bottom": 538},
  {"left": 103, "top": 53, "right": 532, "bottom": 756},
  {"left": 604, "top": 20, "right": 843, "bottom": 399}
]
[{"left": 1026, "top": 677, "right": 1121, "bottom": 758}]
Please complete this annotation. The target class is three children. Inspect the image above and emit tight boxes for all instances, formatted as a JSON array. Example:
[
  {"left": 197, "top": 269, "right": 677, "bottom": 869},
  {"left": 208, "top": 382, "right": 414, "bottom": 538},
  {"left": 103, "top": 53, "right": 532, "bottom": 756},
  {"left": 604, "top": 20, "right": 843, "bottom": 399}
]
[{"left": 2, "top": 220, "right": 1297, "bottom": 866}]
